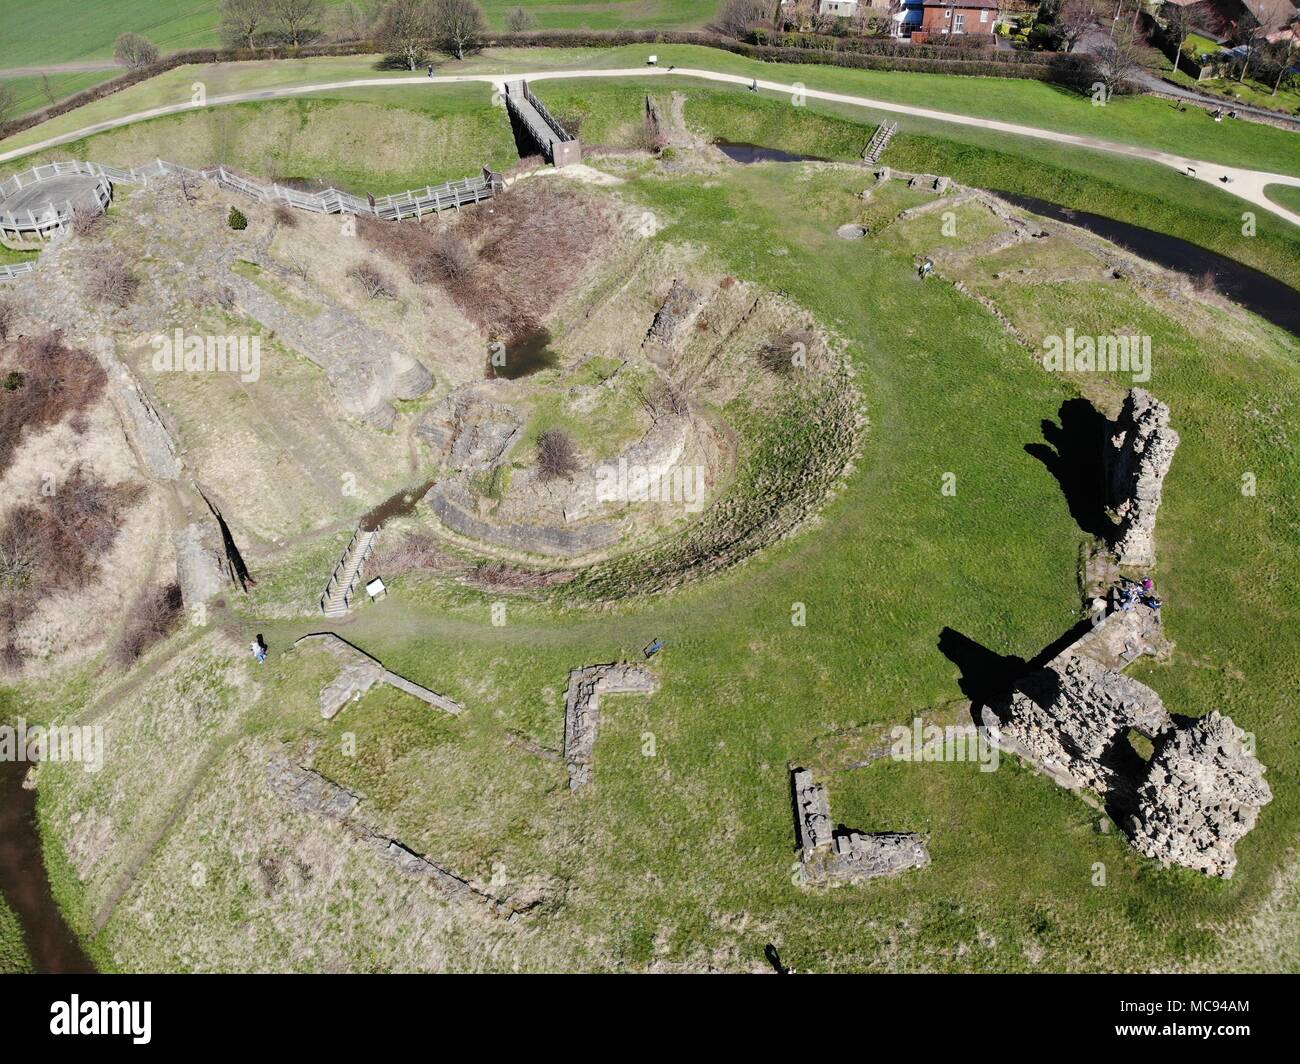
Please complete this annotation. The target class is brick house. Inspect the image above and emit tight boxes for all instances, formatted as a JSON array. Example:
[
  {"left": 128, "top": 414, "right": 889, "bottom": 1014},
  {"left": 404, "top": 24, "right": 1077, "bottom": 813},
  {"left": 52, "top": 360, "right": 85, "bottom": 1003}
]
[
  {"left": 892, "top": 0, "right": 1000, "bottom": 37},
  {"left": 918, "top": 0, "right": 999, "bottom": 36}
]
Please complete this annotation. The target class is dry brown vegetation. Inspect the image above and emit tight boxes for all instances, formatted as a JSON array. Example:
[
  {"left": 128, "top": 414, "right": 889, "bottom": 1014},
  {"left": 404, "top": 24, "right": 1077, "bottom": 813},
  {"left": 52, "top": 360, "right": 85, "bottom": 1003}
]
[
  {"left": 535, "top": 428, "right": 580, "bottom": 481},
  {"left": 360, "top": 182, "right": 612, "bottom": 341},
  {"left": 110, "top": 582, "right": 184, "bottom": 666},
  {"left": 72, "top": 203, "right": 106, "bottom": 238},
  {"left": 0, "top": 298, "right": 14, "bottom": 342},
  {"left": 0, "top": 333, "right": 107, "bottom": 475},
  {"left": 370, "top": 530, "right": 455, "bottom": 575},
  {"left": 272, "top": 203, "right": 299, "bottom": 228},
  {"left": 757, "top": 328, "right": 815, "bottom": 376},
  {"left": 347, "top": 260, "right": 398, "bottom": 300},
  {"left": 83, "top": 253, "right": 141, "bottom": 308},
  {"left": 0, "top": 464, "right": 144, "bottom": 667}
]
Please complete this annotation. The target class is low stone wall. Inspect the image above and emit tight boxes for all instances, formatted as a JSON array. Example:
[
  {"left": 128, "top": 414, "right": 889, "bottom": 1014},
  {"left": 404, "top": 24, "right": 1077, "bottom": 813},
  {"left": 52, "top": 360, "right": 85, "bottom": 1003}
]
[
  {"left": 563, "top": 663, "right": 658, "bottom": 791},
  {"left": 790, "top": 767, "right": 930, "bottom": 885}
]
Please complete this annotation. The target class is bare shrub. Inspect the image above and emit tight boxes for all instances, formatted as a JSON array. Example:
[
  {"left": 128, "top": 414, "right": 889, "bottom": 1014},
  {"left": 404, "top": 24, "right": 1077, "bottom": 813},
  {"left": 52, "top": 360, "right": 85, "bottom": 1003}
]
[
  {"left": 71, "top": 204, "right": 106, "bottom": 237},
  {"left": 0, "top": 334, "right": 107, "bottom": 475},
  {"left": 0, "top": 298, "right": 14, "bottom": 342},
  {"left": 83, "top": 254, "right": 140, "bottom": 308},
  {"left": 347, "top": 260, "right": 397, "bottom": 299},
  {"left": 536, "top": 428, "right": 581, "bottom": 481},
  {"left": 1192, "top": 269, "right": 1217, "bottom": 294},
  {"left": 640, "top": 377, "right": 690, "bottom": 418},
  {"left": 714, "top": 0, "right": 770, "bottom": 39},
  {"left": 362, "top": 182, "right": 610, "bottom": 342},
  {"left": 114, "top": 32, "right": 160, "bottom": 69},
  {"left": 272, "top": 203, "right": 299, "bottom": 227},
  {"left": 282, "top": 255, "right": 310, "bottom": 281},
  {"left": 757, "top": 328, "right": 815, "bottom": 376},
  {"left": 506, "top": 8, "right": 536, "bottom": 32},
  {"left": 13, "top": 464, "right": 145, "bottom": 591},
  {"left": 110, "top": 581, "right": 183, "bottom": 665},
  {"left": 371, "top": 531, "right": 453, "bottom": 575}
]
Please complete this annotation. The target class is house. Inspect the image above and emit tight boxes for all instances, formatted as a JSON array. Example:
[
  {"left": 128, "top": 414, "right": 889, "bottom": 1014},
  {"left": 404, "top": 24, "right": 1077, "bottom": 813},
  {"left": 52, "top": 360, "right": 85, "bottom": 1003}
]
[
  {"left": 918, "top": 0, "right": 1000, "bottom": 35},
  {"left": 818, "top": 0, "right": 860, "bottom": 16},
  {"left": 892, "top": 0, "right": 999, "bottom": 37}
]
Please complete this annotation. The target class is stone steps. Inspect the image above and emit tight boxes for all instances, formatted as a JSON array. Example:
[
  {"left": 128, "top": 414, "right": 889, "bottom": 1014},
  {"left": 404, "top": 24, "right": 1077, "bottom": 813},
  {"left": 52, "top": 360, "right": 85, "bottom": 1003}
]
[
  {"left": 320, "top": 527, "right": 379, "bottom": 617},
  {"left": 863, "top": 121, "right": 897, "bottom": 165}
]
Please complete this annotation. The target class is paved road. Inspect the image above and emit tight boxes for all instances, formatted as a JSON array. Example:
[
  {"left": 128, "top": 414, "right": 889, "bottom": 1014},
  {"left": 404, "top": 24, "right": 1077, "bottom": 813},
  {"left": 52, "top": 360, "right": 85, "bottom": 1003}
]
[
  {"left": 1076, "top": 28, "right": 1300, "bottom": 129},
  {"left": 1, "top": 65, "right": 1297, "bottom": 227}
]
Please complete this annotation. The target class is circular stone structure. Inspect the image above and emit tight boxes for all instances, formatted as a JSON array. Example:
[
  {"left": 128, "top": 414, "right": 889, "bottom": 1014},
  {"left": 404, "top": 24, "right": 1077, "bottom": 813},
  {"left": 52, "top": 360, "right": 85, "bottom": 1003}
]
[{"left": 0, "top": 171, "right": 108, "bottom": 243}]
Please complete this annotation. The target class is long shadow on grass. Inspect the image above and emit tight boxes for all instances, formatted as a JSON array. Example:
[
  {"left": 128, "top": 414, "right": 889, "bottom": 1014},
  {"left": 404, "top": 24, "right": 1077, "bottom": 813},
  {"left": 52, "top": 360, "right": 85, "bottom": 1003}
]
[
  {"left": 938, "top": 628, "right": 1029, "bottom": 721},
  {"left": 1024, "top": 397, "right": 1111, "bottom": 541}
]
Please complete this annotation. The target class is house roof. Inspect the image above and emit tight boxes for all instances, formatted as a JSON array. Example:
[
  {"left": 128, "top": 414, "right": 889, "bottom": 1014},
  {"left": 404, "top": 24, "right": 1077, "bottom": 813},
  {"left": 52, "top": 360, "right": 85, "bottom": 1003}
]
[{"left": 1242, "top": 0, "right": 1297, "bottom": 29}]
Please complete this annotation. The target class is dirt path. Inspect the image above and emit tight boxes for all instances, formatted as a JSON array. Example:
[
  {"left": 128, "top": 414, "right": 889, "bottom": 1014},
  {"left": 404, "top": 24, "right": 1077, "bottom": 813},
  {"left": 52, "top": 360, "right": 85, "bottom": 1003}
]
[
  {"left": 0, "top": 60, "right": 120, "bottom": 78},
  {"left": 2, "top": 66, "right": 1298, "bottom": 228}
]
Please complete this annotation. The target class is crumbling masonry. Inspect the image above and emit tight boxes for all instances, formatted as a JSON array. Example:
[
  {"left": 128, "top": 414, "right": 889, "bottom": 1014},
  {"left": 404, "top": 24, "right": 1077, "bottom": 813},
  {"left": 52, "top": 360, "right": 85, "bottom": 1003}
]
[
  {"left": 563, "top": 663, "right": 658, "bottom": 791},
  {"left": 790, "top": 767, "right": 930, "bottom": 885},
  {"left": 1108, "top": 388, "right": 1180, "bottom": 568},
  {"left": 983, "top": 608, "right": 1271, "bottom": 878}
]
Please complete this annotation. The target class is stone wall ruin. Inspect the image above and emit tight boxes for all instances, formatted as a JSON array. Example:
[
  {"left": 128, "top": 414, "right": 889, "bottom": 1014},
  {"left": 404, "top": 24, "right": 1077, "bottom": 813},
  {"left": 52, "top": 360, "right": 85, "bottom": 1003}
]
[{"left": 790, "top": 767, "right": 930, "bottom": 885}]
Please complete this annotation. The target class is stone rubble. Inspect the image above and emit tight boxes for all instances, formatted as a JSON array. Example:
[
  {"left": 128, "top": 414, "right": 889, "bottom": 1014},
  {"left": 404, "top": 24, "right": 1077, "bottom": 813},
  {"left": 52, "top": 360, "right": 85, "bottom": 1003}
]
[
  {"left": 790, "top": 767, "right": 930, "bottom": 885},
  {"left": 1109, "top": 388, "right": 1180, "bottom": 567},
  {"left": 1129, "top": 711, "right": 1272, "bottom": 878},
  {"left": 563, "top": 663, "right": 659, "bottom": 791},
  {"left": 983, "top": 607, "right": 1271, "bottom": 878}
]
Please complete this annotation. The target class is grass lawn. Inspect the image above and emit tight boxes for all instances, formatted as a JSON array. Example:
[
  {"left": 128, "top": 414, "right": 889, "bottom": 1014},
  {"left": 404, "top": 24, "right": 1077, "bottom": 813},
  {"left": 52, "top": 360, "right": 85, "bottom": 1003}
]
[
  {"left": 0, "top": 896, "right": 32, "bottom": 973},
  {"left": 0, "top": 71, "right": 122, "bottom": 120},
  {"left": 4, "top": 45, "right": 1300, "bottom": 182},
  {"left": 1265, "top": 183, "right": 1300, "bottom": 214}
]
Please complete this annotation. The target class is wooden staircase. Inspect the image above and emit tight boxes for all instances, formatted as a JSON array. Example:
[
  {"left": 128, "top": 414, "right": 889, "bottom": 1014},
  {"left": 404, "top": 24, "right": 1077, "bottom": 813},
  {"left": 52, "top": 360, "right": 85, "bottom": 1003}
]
[
  {"left": 863, "top": 121, "right": 898, "bottom": 165},
  {"left": 320, "top": 527, "right": 379, "bottom": 618}
]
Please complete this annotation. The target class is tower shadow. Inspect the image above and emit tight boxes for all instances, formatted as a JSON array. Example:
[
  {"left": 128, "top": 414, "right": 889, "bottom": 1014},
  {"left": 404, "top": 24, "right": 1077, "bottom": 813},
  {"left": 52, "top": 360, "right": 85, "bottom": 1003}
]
[
  {"left": 1024, "top": 397, "right": 1112, "bottom": 541},
  {"left": 938, "top": 627, "right": 1031, "bottom": 724}
]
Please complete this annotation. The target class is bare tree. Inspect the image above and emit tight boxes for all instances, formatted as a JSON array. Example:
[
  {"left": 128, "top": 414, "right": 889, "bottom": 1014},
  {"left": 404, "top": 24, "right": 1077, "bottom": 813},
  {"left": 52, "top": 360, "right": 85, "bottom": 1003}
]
[
  {"left": 535, "top": 428, "right": 580, "bottom": 481},
  {"left": 506, "top": 7, "right": 536, "bottom": 31},
  {"left": 1163, "top": 3, "right": 1191, "bottom": 75},
  {"left": 1258, "top": 34, "right": 1298, "bottom": 94},
  {"left": 0, "top": 82, "right": 17, "bottom": 127},
  {"left": 1089, "top": 23, "right": 1147, "bottom": 95},
  {"left": 113, "top": 32, "right": 160, "bottom": 69},
  {"left": 430, "top": 0, "right": 486, "bottom": 60},
  {"left": 1232, "top": 9, "right": 1264, "bottom": 83},
  {"left": 716, "top": 0, "right": 771, "bottom": 38},
  {"left": 377, "top": 0, "right": 435, "bottom": 70},
  {"left": 71, "top": 203, "right": 105, "bottom": 237},
  {"left": 268, "top": 0, "right": 326, "bottom": 46},
  {"left": 220, "top": 0, "right": 270, "bottom": 50},
  {"left": 1055, "top": 0, "right": 1099, "bottom": 53},
  {"left": 329, "top": 0, "right": 375, "bottom": 42}
]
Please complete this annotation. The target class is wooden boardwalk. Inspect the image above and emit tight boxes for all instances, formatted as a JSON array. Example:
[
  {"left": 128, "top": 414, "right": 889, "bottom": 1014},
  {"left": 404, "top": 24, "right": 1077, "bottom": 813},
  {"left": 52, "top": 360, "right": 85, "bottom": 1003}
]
[{"left": 504, "top": 81, "right": 581, "bottom": 167}]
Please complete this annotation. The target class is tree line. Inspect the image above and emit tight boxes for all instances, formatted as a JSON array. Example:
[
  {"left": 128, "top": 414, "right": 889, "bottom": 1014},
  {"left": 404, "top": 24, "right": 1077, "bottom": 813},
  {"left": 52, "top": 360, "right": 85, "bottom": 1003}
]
[{"left": 215, "top": 0, "right": 523, "bottom": 66}]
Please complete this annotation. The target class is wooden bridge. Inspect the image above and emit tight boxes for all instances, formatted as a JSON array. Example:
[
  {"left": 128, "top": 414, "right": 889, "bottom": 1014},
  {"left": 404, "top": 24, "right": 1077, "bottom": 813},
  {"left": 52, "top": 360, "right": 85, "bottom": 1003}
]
[{"left": 504, "top": 81, "right": 581, "bottom": 168}]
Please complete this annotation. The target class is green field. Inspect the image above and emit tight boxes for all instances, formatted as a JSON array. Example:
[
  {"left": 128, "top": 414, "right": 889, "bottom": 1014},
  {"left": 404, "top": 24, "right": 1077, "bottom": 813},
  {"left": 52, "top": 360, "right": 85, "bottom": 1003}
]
[
  {"left": 1266, "top": 183, "right": 1300, "bottom": 214},
  {"left": 0, "top": 0, "right": 718, "bottom": 68}
]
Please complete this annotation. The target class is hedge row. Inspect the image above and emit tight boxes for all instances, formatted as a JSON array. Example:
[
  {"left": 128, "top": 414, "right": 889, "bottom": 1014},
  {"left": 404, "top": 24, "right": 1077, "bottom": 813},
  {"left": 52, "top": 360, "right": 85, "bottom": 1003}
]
[{"left": 0, "top": 30, "right": 1092, "bottom": 144}]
